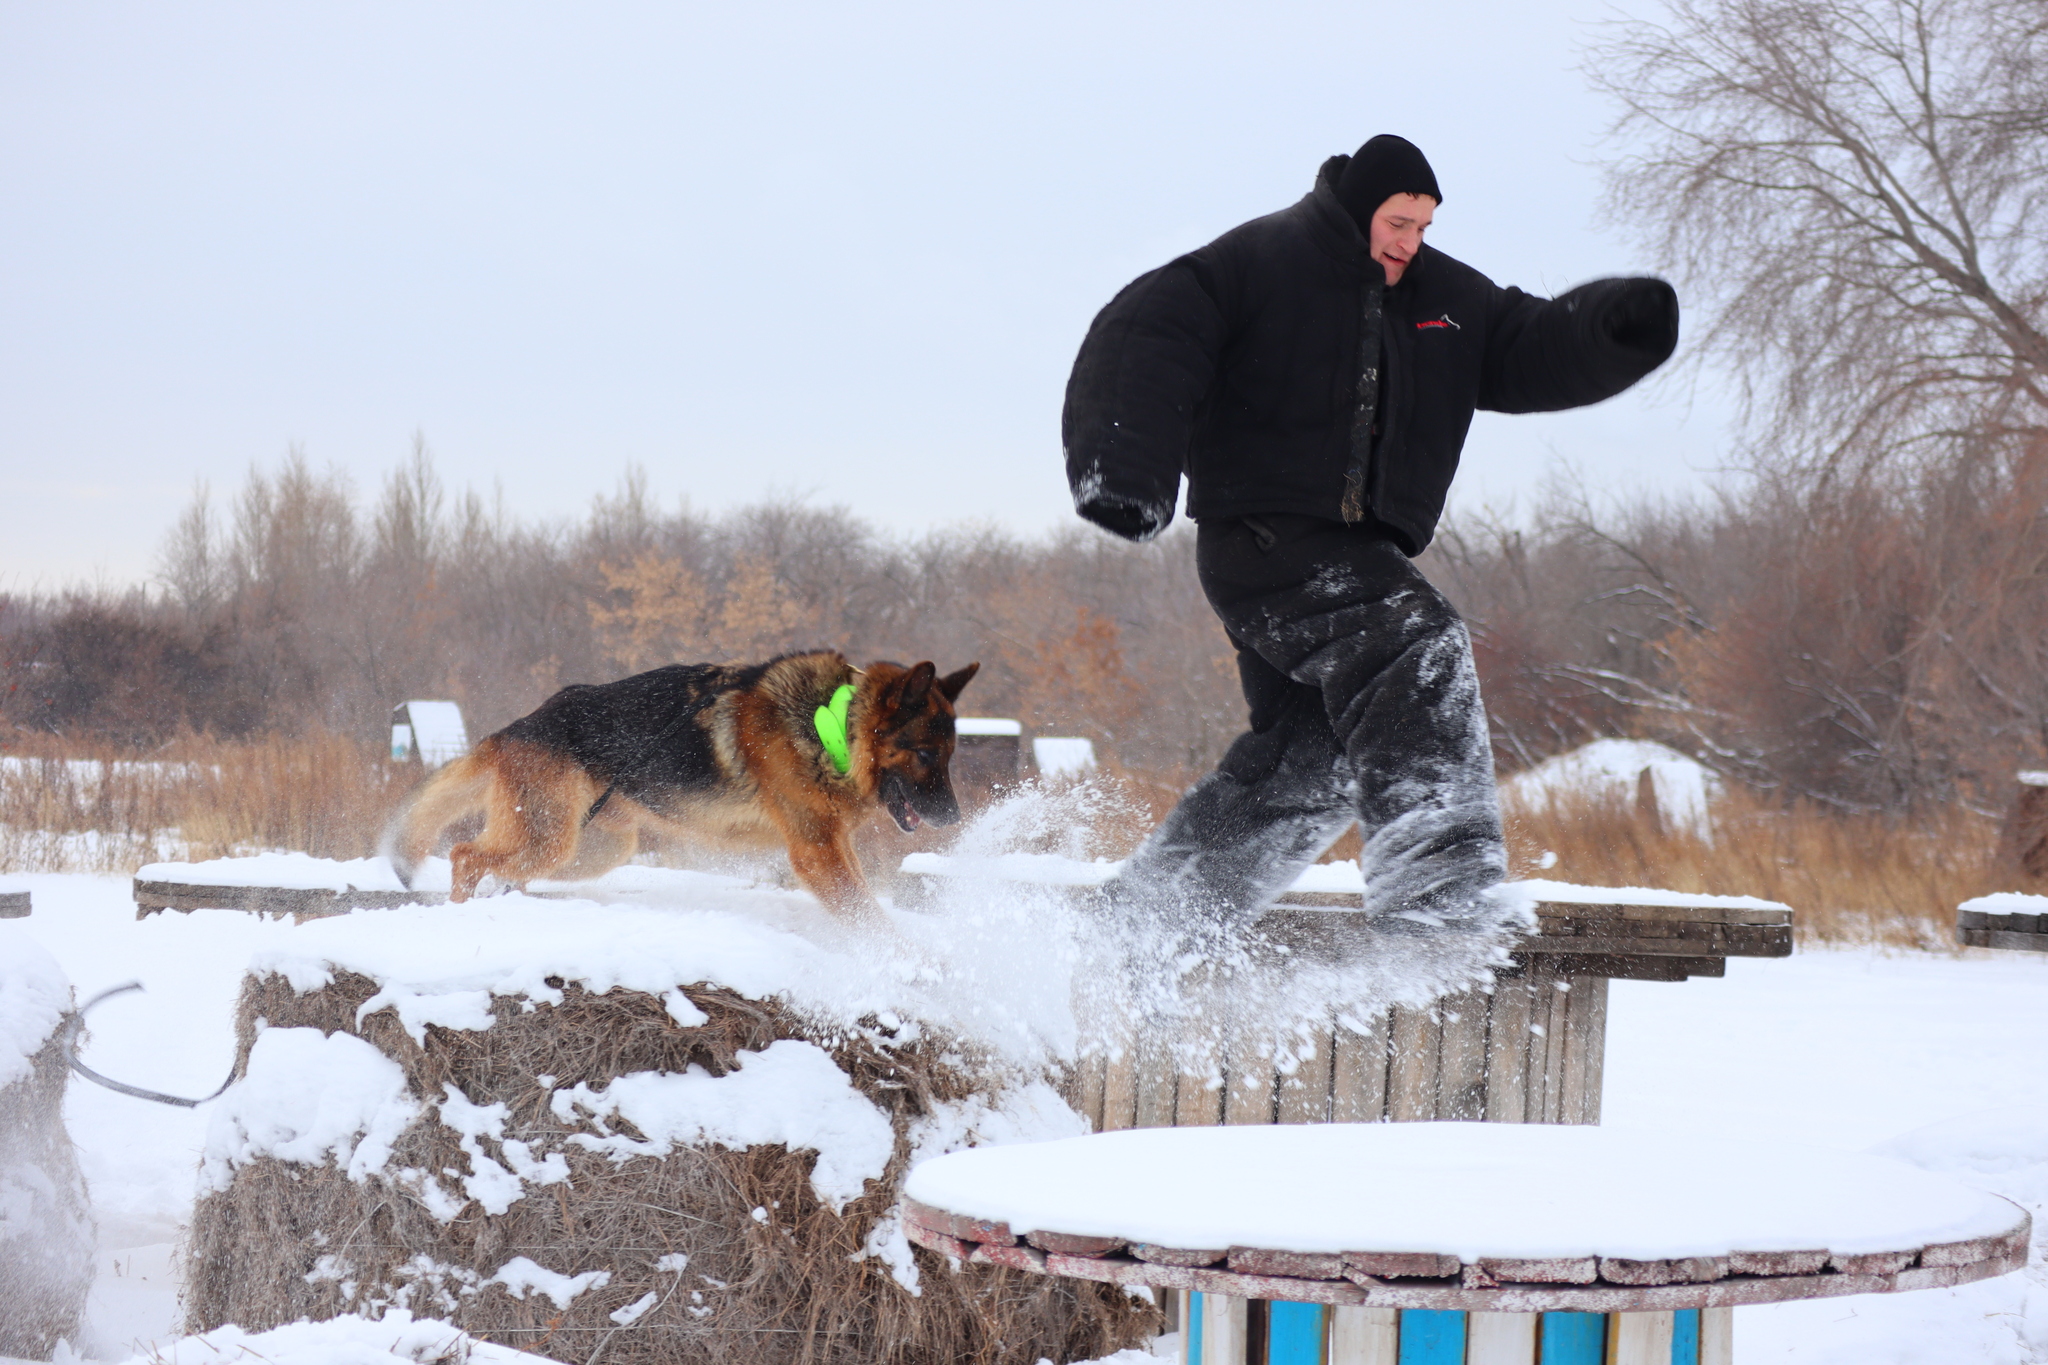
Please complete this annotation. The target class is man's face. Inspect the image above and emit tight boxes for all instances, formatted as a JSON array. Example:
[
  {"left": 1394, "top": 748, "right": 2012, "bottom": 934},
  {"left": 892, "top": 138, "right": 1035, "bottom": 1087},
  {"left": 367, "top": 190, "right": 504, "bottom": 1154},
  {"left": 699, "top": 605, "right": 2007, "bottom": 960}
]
[{"left": 1369, "top": 193, "right": 1436, "bottom": 285}]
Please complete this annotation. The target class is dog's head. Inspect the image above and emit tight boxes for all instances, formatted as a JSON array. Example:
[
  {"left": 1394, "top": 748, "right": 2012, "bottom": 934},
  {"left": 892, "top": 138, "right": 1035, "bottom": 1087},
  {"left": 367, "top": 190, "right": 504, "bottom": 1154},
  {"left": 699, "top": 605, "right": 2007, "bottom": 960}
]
[{"left": 859, "top": 660, "right": 979, "bottom": 832}]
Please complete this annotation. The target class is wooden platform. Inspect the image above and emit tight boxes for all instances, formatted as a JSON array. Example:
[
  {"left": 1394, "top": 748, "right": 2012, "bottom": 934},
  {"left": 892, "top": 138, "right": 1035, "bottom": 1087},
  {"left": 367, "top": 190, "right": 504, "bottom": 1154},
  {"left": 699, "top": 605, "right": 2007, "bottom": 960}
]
[
  {"left": 1957, "top": 903, "right": 2048, "bottom": 954},
  {"left": 902, "top": 1202, "right": 2026, "bottom": 1314},
  {"left": 133, "top": 879, "right": 440, "bottom": 920}
]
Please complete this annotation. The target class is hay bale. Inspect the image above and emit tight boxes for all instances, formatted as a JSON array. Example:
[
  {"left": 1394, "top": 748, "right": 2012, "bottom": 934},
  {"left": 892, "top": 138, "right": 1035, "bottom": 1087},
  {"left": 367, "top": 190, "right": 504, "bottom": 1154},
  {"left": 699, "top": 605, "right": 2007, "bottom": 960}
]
[
  {"left": 185, "top": 915, "right": 1154, "bottom": 1365},
  {"left": 0, "top": 926, "right": 94, "bottom": 1357}
]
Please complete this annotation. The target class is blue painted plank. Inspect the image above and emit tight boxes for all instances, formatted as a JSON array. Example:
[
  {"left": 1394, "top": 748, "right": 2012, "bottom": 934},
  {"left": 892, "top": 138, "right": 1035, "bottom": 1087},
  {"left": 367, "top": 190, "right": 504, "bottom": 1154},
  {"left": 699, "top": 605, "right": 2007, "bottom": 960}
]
[
  {"left": 1672, "top": 1308, "right": 1700, "bottom": 1365},
  {"left": 1267, "top": 1301, "right": 1324, "bottom": 1365},
  {"left": 1185, "top": 1291, "right": 1203, "bottom": 1365},
  {"left": 1538, "top": 1312, "right": 1607, "bottom": 1365},
  {"left": 1396, "top": 1309, "right": 1465, "bottom": 1365}
]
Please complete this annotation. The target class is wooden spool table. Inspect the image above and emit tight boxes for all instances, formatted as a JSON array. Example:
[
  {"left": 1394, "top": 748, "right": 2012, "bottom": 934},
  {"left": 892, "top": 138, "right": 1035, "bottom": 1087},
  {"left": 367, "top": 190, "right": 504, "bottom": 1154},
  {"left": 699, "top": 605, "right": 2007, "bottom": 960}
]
[
  {"left": 1956, "top": 892, "right": 2048, "bottom": 954},
  {"left": 902, "top": 1123, "right": 2029, "bottom": 1365}
]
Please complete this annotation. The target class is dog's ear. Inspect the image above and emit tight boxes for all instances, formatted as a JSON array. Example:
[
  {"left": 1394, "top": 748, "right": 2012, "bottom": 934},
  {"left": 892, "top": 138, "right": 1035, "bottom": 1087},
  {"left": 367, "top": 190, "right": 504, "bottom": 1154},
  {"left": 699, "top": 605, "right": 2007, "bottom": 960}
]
[
  {"left": 897, "top": 660, "right": 937, "bottom": 711},
  {"left": 937, "top": 662, "right": 979, "bottom": 702}
]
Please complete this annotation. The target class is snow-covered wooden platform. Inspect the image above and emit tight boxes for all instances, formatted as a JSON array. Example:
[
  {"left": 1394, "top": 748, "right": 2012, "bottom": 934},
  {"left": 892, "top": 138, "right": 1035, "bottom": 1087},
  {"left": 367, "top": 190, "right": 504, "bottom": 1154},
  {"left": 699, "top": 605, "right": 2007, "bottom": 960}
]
[
  {"left": 901, "top": 1123, "right": 2027, "bottom": 1312},
  {"left": 131, "top": 856, "right": 764, "bottom": 921},
  {"left": 1957, "top": 892, "right": 2048, "bottom": 953},
  {"left": 902, "top": 855, "right": 1793, "bottom": 983}
]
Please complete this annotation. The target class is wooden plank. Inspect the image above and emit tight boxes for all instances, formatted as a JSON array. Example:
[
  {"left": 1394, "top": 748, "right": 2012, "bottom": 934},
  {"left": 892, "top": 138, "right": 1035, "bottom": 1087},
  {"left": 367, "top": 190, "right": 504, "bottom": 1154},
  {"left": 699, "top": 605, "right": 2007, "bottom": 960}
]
[
  {"left": 1223, "top": 1028, "right": 1275, "bottom": 1126},
  {"left": 1527, "top": 967, "right": 1569, "bottom": 1124},
  {"left": 1275, "top": 1026, "right": 1335, "bottom": 1125},
  {"left": 1201, "top": 1291, "right": 1248, "bottom": 1365},
  {"left": 1435, "top": 990, "right": 1489, "bottom": 1121},
  {"left": 1177, "top": 1035, "right": 1225, "bottom": 1127},
  {"left": 1516, "top": 952, "right": 1724, "bottom": 983},
  {"left": 1609, "top": 1310, "right": 1675, "bottom": 1365},
  {"left": 1101, "top": 1036, "right": 1139, "bottom": 1132},
  {"left": 1672, "top": 1307, "right": 1700, "bottom": 1365},
  {"left": 1386, "top": 1004, "right": 1442, "bottom": 1121},
  {"left": 1395, "top": 1309, "right": 1465, "bottom": 1363},
  {"left": 1559, "top": 976, "right": 1608, "bottom": 1125},
  {"left": 1330, "top": 1014, "right": 1390, "bottom": 1122},
  {"left": 1327, "top": 1306, "right": 1397, "bottom": 1365},
  {"left": 1134, "top": 1027, "right": 1179, "bottom": 1130},
  {"left": 1482, "top": 978, "right": 1533, "bottom": 1123},
  {"left": 1075, "top": 1050, "right": 1108, "bottom": 1132},
  {"left": 1700, "top": 1306, "right": 1733, "bottom": 1365},
  {"left": 1541, "top": 977, "right": 1576, "bottom": 1124},
  {"left": 1537, "top": 1312, "right": 1605, "bottom": 1364},
  {"left": 1265, "top": 1301, "right": 1325, "bottom": 1365},
  {"left": 1465, "top": 1311, "right": 1536, "bottom": 1363},
  {"left": 1184, "top": 1290, "right": 1203, "bottom": 1365}
]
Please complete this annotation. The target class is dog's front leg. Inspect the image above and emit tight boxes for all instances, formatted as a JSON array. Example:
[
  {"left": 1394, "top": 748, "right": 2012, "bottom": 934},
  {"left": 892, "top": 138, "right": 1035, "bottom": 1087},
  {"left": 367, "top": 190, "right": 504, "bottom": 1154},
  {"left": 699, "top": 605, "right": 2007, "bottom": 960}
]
[{"left": 779, "top": 820, "right": 886, "bottom": 928}]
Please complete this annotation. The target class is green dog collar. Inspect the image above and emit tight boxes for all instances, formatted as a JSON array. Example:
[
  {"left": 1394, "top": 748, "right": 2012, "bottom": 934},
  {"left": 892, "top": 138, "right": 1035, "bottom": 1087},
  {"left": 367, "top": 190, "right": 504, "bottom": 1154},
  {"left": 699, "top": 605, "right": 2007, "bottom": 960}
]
[{"left": 813, "top": 683, "right": 857, "bottom": 775}]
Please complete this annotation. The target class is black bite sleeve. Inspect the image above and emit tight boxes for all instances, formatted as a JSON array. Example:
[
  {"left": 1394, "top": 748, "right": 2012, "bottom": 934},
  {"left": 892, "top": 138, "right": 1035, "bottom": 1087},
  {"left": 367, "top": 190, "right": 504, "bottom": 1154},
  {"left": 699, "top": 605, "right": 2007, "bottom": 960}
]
[
  {"left": 1478, "top": 276, "right": 1679, "bottom": 414},
  {"left": 1061, "top": 260, "right": 1225, "bottom": 541}
]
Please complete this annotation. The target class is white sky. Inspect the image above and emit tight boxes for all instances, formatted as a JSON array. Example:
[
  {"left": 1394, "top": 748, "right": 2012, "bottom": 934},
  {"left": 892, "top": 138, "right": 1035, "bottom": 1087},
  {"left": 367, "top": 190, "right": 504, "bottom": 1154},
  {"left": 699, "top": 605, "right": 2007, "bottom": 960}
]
[{"left": 0, "top": 0, "right": 1731, "bottom": 591}]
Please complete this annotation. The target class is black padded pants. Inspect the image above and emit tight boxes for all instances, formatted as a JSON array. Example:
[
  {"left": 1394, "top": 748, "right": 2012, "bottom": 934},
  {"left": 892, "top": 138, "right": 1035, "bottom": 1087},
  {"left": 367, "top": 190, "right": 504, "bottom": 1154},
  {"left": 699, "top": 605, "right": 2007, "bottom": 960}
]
[{"left": 1116, "top": 515, "right": 1505, "bottom": 926}]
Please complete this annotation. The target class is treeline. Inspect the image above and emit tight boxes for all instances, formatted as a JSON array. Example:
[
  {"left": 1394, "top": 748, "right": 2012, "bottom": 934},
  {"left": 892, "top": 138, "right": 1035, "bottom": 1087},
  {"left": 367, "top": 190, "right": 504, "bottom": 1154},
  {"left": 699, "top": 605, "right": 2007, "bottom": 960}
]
[
  {"left": 5, "top": 430, "right": 2045, "bottom": 816},
  {"left": 0, "top": 449, "right": 1243, "bottom": 786}
]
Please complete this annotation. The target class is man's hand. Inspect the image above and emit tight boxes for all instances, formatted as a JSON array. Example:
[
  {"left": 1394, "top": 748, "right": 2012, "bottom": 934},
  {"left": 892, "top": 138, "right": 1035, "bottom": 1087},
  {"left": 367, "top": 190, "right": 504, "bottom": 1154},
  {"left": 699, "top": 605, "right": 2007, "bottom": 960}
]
[{"left": 1600, "top": 277, "right": 1680, "bottom": 355}]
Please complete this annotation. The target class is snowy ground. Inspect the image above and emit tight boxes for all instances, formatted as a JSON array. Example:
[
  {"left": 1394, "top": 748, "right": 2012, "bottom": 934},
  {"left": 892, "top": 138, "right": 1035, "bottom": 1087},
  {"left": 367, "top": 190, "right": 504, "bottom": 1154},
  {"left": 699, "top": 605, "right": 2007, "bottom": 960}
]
[{"left": 9, "top": 871, "right": 2048, "bottom": 1363}]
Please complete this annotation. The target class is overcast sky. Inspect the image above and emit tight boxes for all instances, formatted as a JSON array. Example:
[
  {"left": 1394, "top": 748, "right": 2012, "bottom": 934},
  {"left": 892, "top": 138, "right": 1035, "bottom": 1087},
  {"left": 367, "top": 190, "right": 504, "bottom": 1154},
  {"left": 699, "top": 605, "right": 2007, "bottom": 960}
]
[{"left": 0, "top": 0, "right": 1729, "bottom": 591}]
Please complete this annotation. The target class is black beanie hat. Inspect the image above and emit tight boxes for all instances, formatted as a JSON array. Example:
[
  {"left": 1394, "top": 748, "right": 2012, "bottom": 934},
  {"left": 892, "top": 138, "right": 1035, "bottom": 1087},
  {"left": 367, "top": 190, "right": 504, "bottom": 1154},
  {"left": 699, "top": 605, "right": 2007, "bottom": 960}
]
[{"left": 1335, "top": 134, "right": 1442, "bottom": 234}]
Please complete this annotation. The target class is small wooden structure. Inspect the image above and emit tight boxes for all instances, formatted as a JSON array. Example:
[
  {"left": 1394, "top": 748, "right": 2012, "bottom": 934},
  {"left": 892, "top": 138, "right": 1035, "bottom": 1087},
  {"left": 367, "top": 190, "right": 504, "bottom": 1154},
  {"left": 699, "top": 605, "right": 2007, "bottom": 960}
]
[
  {"left": 1044, "top": 885, "right": 1792, "bottom": 1131},
  {"left": 951, "top": 718, "right": 1024, "bottom": 807},
  {"left": 390, "top": 699, "right": 469, "bottom": 767},
  {"left": 1956, "top": 892, "right": 2048, "bottom": 953},
  {"left": 0, "top": 886, "right": 29, "bottom": 918}
]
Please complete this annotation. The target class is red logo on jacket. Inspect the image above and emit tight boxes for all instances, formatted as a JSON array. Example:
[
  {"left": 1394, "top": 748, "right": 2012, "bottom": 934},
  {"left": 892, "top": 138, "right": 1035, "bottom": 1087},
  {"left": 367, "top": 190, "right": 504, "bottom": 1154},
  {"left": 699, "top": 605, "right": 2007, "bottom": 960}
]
[{"left": 1416, "top": 314, "right": 1461, "bottom": 330}]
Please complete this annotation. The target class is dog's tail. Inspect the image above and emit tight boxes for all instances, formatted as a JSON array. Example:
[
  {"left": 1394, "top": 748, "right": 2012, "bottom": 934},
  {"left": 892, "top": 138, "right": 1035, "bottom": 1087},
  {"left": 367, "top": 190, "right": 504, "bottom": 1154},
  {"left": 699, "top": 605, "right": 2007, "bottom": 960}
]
[{"left": 380, "top": 750, "right": 494, "bottom": 889}]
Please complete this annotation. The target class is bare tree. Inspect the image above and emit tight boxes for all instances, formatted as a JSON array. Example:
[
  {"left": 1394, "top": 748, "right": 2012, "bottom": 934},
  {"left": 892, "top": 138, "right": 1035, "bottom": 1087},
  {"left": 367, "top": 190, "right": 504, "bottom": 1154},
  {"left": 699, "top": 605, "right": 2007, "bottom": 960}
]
[{"left": 1591, "top": 0, "right": 2048, "bottom": 474}]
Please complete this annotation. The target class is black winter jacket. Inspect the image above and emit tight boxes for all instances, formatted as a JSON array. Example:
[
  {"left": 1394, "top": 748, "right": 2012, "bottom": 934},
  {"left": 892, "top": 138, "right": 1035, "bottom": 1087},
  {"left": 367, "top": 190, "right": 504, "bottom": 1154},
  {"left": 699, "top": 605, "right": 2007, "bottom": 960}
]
[{"left": 1062, "top": 156, "right": 1679, "bottom": 553}]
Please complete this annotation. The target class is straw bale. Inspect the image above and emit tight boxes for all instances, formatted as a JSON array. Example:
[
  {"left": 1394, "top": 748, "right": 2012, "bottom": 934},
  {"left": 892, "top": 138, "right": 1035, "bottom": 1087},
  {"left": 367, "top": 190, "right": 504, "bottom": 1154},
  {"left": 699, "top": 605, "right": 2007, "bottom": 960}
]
[
  {"left": 185, "top": 970, "right": 1154, "bottom": 1365},
  {"left": 0, "top": 1027, "right": 94, "bottom": 1357}
]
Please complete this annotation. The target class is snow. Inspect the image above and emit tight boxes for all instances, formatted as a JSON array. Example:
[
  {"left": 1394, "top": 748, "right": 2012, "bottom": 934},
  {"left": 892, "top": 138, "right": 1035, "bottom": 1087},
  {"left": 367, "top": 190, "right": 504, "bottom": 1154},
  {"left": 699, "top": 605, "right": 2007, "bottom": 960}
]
[
  {"left": 0, "top": 921, "right": 71, "bottom": 1089},
  {"left": 135, "top": 852, "right": 429, "bottom": 893},
  {"left": 550, "top": 1039, "right": 896, "bottom": 1211},
  {"left": 1503, "top": 738, "right": 1724, "bottom": 835},
  {"left": 903, "top": 853, "right": 1780, "bottom": 912},
  {"left": 905, "top": 1121, "right": 2022, "bottom": 1261},
  {"left": 106, "top": 1311, "right": 562, "bottom": 1365},
  {"left": 955, "top": 717, "right": 1023, "bottom": 736},
  {"left": 200, "top": 1027, "right": 419, "bottom": 1192},
  {"left": 1512, "top": 879, "right": 1788, "bottom": 911},
  {"left": 487, "top": 1256, "right": 610, "bottom": 1309},
  {"left": 8, "top": 871, "right": 2048, "bottom": 1361},
  {"left": 1033, "top": 737, "right": 1099, "bottom": 777},
  {"left": 1963, "top": 892, "right": 2048, "bottom": 916}
]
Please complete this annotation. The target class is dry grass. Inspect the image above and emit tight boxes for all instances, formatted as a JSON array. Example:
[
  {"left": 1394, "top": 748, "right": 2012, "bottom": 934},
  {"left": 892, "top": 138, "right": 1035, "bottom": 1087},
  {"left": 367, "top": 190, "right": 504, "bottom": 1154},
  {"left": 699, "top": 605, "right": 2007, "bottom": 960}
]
[
  {"left": 0, "top": 730, "right": 413, "bottom": 871},
  {"left": 185, "top": 974, "right": 1154, "bottom": 1365},
  {"left": 1502, "top": 786, "right": 2002, "bottom": 950}
]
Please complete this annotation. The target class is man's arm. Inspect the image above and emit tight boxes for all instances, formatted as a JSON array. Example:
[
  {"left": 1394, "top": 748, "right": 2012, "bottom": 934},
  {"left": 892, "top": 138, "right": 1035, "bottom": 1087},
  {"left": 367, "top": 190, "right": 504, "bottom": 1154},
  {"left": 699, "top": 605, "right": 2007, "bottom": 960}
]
[
  {"left": 1062, "top": 260, "right": 1226, "bottom": 541},
  {"left": 1478, "top": 276, "right": 1679, "bottom": 414}
]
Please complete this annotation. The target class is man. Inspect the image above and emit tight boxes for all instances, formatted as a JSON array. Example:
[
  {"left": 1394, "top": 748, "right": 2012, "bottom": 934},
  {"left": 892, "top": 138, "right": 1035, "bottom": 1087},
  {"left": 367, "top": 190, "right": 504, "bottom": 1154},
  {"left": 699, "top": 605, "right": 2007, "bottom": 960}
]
[{"left": 1063, "top": 135, "right": 1677, "bottom": 930}]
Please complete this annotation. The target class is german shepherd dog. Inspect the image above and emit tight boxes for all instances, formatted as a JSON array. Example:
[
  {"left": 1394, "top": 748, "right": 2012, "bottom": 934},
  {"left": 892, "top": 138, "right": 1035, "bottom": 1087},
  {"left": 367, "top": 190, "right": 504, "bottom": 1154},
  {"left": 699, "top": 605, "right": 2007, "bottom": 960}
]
[{"left": 382, "top": 651, "right": 978, "bottom": 923}]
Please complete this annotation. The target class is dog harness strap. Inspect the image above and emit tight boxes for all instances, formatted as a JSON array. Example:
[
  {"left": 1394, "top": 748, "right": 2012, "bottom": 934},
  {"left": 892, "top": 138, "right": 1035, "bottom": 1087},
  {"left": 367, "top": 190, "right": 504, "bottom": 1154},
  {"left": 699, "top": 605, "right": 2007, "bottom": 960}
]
[{"left": 814, "top": 683, "right": 857, "bottom": 775}]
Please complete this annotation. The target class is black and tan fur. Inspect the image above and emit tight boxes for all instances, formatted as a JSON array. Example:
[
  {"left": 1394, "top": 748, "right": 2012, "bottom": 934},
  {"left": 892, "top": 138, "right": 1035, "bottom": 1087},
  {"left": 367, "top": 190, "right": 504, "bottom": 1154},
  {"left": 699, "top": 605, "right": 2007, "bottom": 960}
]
[{"left": 382, "top": 651, "right": 978, "bottom": 923}]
